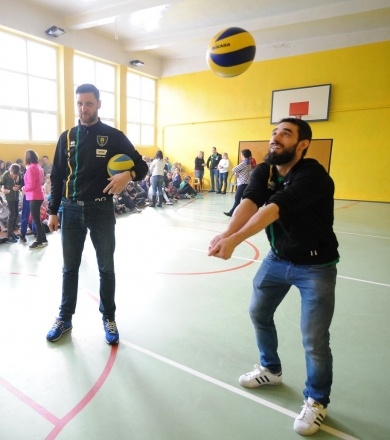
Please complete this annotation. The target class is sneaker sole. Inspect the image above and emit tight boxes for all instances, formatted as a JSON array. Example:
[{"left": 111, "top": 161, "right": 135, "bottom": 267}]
[
  {"left": 29, "top": 242, "right": 48, "bottom": 249},
  {"left": 105, "top": 337, "right": 119, "bottom": 345}
]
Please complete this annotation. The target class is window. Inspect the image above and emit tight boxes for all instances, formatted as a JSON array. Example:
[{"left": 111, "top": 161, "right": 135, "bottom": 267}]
[
  {"left": 0, "top": 30, "right": 58, "bottom": 142},
  {"left": 127, "top": 72, "right": 156, "bottom": 146},
  {"left": 73, "top": 54, "right": 116, "bottom": 127}
]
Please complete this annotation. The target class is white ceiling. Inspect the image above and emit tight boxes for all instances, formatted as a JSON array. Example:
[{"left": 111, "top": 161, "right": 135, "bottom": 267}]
[{"left": 5, "top": 0, "right": 390, "bottom": 77}]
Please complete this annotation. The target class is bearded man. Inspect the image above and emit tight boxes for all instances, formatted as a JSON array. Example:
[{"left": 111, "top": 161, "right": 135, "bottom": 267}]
[{"left": 208, "top": 117, "right": 339, "bottom": 436}]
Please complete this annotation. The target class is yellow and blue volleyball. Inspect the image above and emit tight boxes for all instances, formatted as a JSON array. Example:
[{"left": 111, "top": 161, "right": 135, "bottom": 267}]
[
  {"left": 206, "top": 27, "right": 256, "bottom": 78},
  {"left": 107, "top": 154, "right": 135, "bottom": 177}
]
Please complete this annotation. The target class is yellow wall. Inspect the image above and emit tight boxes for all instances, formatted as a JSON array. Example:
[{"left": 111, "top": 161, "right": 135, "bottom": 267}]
[
  {"left": 157, "top": 41, "right": 390, "bottom": 202},
  {"left": 1, "top": 40, "right": 389, "bottom": 202}
]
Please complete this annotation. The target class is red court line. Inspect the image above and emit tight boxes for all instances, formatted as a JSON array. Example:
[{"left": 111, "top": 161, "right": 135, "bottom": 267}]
[
  {"left": 0, "top": 376, "right": 60, "bottom": 425},
  {"left": 45, "top": 344, "right": 118, "bottom": 439},
  {"left": 157, "top": 239, "right": 260, "bottom": 275}
]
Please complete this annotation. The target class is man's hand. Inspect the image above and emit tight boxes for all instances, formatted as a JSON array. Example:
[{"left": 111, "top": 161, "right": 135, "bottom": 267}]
[
  {"left": 48, "top": 214, "right": 59, "bottom": 232},
  {"left": 208, "top": 232, "right": 237, "bottom": 260},
  {"left": 103, "top": 171, "right": 131, "bottom": 195}
]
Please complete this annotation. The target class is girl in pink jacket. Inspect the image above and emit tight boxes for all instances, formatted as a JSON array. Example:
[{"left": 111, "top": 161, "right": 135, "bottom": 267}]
[{"left": 22, "top": 150, "right": 47, "bottom": 249}]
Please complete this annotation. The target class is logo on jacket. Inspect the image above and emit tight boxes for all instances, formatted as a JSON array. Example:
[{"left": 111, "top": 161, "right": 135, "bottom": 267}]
[
  {"left": 97, "top": 136, "right": 108, "bottom": 147},
  {"left": 96, "top": 149, "right": 107, "bottom": 157}
]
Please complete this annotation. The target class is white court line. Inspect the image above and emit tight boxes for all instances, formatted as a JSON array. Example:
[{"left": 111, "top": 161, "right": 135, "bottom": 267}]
[
  {"left": 121, "top": 340, "right": 360, "bottom": 440},
  {"left": 183, "top": 247, "right": 390, "bottom": 288},
  {"left": 335, "top": 230, "right": 390, "bottom": 240}
]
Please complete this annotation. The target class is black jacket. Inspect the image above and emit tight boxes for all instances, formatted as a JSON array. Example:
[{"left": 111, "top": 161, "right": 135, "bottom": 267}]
[
  {"left": 243, "top": 159, "right": 339, "bottom": 265},
  {"left": 206, "top": 153, "right": 222, "bottom": 169},
  {"left": 49, "top": 119, "right": 148, "bottom": 215}
]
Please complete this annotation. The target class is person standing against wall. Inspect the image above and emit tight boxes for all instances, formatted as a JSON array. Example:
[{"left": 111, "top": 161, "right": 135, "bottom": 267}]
[
  {"left": 224, "top": 149, "right": 251, "bottom": 216},
  {"left": 209, "top": 118, "right": 339, "bottom": 436},
  {"left": 206, "top": 147, "right": 222, "bottom": 192},
  {"left": 194, "top": 151, "right": 206, "bottom": 192},
  {"left": 217, "top": 152, "right": 230, "bottom": 194}
]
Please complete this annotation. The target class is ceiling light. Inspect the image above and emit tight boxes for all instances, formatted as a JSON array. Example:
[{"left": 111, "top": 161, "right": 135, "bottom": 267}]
[
  {"left": 45, "top": 26, "right": 66, "bottom": 37},
  {"left": 129, "top": 60, "right": 145, "bottom": 66},
  {"left": 130, "top": 4, "right": 168, "bottom": 32}
]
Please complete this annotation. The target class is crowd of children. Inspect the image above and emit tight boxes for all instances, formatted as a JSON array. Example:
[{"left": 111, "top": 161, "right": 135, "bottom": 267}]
[
  {"left": 112, "top": 154, "right": 202, "bottom": 215},
  {"left": 0, "top": 153, "right": 203, "bottom": 243}
]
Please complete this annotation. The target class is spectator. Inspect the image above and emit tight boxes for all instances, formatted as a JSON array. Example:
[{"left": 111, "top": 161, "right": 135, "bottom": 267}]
[
  {"left": 41, "top": 155, "right": 53, "bottom": 176},
  {"left": 217, "top": 152, "right": 230, "bottom": 194},
  {"left": 171, "top": 167, "right": 182, "bottom": 189},
  {"left": 164, "top": 157, "right": 172, "bottom": 172},
  {"left": 179, "top": 175, "right": 198, "bottom": 198},
  {"left": 206, "top": 147, "right": 222, "bottom": 192},
  {"left": 15, "top": 158, "right": 26, "bottom": 175},
  {"left": 194, "top": 151, "right": 206, "bottom": 192},
  {"left": 224, "top": 149, "right": 252, "bottom": 217},
  {"left": 119, "top": 182, "right": 143, "bottom": 211},
  {"left": 0, "top": 194, "right": 9, "bottom": 232},
  {"left": 149, "top": 150, "right": 166, "bottom": 208},
  {"left": 22, "top": 149, "right": 47, "bottom": 249},
  {"left": 0, "top": 163, "right": 22, "bottom": 243}
]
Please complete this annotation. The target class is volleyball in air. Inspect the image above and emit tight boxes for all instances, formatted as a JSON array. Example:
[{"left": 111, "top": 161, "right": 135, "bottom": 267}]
[
  {"left": 107, "top": 154, "right": 135, "bottom": 177},
  {"left": 206, "top": 27, "right": 256, "bottom": 78}
]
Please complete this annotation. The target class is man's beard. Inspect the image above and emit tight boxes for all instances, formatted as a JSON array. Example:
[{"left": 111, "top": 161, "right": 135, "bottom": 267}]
[
  {"left": 80, "top": 111, "right": 98, "bottom": 125},
  {"left": 264, "top": 143, "right": 298, "bottom": 165}
]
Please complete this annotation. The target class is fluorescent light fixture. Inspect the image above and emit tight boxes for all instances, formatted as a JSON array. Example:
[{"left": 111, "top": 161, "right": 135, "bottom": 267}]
[
  {"left": 129, "top": 60, "right": 145, "bottom": 66},
  {"left": 45, "top": 26, "right": 66, "bottom": 37}
]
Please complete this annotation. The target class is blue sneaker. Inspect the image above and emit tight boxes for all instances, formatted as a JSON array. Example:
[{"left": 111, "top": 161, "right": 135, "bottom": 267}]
[
  {"left": 46, "top": 318, "right": 72, "bottom": 342},
  {"left": 7, "top": 236, "right": 18, "bottom": 243},
  {"left": 103, "top": 319, "right": 119, "bottom": 345}
]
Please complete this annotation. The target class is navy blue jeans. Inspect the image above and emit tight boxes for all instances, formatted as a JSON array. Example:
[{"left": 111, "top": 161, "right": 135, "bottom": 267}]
[
  {"left": 58, "top": 198, "right": 116, "bottom": 322},
  {"left": 218, "top": 172, "right": 228, "bottom": 193},
  {"left": 210, "top": 168, "right": 219, "bottom": 191},
  {"left": 20, "top": 195, "right": 30, "bottom": 237},
  {"left": 151, "top": 174, "right": 164, "bottom": 198},
  {"left": 228, "top": 183, "right": 247, "bottom": 215},
  {"left": 249, "top": 251, "right": 336, "bottom": 407}
]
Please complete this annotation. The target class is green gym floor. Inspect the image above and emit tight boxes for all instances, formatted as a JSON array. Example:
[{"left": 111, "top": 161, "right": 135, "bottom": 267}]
[{"left": 0, "top": 194, "right": 389, "bottom": 440}]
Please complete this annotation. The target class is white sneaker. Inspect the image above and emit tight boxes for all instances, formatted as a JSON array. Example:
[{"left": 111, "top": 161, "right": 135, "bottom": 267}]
[
  {"left": 239, "top": 364, "right": 282, "bottom": 388},
  {"left": 294, "top": 397, "right": 327, "bottom": 435}
]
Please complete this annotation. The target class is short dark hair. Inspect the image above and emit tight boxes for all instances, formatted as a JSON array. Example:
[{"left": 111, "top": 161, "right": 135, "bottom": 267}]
[
  {"left": 278, "top": 117, "right": 312, "bottom": 143},
  {"left": 241, "top": 149, "right": 252, "bottom": 159},
  {"left": 155, "top": 150, "right": 163, "bottom": 160},
  {"left": 75, "top": 84, "right": 100, "bottom": 101},
  {"left": 25, "top": 149, "right": 39, "bottom": 165}
]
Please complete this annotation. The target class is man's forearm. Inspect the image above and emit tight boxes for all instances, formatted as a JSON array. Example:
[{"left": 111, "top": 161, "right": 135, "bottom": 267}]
[{"left": 230, "top": 203, "right": 279, "bottom": 247}]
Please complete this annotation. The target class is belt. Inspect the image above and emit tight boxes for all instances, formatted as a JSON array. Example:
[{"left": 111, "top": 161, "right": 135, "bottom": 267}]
[{"left": 64, "top": 197, "right": 112, "bottom": 206}]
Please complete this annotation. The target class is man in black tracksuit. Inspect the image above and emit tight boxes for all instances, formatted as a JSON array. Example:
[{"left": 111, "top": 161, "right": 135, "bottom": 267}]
[
  {"left": 209, "top": 118, "right": 339, "bottom": 436},
  {"left": 46, "top": 83, "right": 148, "bottom": 345},
  {"left": 206, "top": 147, "right": 222, "bottom": 192}
]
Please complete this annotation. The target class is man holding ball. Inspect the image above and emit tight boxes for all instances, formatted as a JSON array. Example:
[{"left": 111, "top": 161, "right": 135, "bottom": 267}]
[
  {"left": 47, "top": 84, "right": 148, "bottom": 345},
  {"left": 208, "top": 118, "right": 339, "bottom": 436}
]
